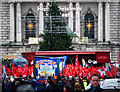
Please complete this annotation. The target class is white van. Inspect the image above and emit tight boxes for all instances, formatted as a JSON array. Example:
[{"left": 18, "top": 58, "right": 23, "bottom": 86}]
[{"left": 102, "top": 78, "right": 120, "bottom": 89}]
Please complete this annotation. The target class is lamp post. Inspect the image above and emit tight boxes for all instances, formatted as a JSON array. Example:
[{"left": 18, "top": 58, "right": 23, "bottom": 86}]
[{"left": 88, "top": 59, "right": 97, "bottom": 67}]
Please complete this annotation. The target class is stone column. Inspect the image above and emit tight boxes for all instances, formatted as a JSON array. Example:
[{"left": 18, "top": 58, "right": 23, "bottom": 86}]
[
  {"left": 75, "top": 2, "right": 81, "bottom": 42},
  {"left": 98, "top": 2, "right": 103, "bottom": 42},
  {"left": 46, "top": 3, "right": 49, "bottom": 16},
  {"left": 68, "top": 2, "right": 73, "bottom": 32},
  {"left": 39, "top": 3, "right": 44, "bottom": 34},
  {"left": 105, "top": 2, "right": 110, "bottom": 42},
  {"left": 16, "top": 2, "right": 22, "bottom": 42},
  {"left": 10, "top": 2, "right": 15, "bottom": 42},
  {"left": 0, "top": 1, "right": 2, "bottom": 45}
]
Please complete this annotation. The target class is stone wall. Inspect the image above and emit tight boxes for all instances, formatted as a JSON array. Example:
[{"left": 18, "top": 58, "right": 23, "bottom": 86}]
[
  {"left": 110, "top": 2, "right": 120, "bottom": 43},
  {"left": 1, "top": 2, "right": 10, "bottom": 43},
  {"left": 0, "top": 1, "right": 120, "bottom": 62},
  {"left": 110, "top": 2, "right": 120, "bottom": 62}
]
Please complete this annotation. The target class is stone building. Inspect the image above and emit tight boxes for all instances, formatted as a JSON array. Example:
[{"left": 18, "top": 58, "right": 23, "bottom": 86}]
[{"left": 0, "top": 0, "right": 120, "bottom": 63}]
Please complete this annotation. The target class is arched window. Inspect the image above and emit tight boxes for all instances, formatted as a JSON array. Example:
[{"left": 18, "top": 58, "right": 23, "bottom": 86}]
[
  {"left": 84, "top": 13, "right": 94, "bottom": 39},
  {"left": 25, "top": 12, "right": 36, "bottom": 39}
]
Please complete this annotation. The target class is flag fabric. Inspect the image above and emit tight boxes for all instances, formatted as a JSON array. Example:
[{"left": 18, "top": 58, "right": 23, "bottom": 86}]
[
  {"left": 101, "top": 73, "right": 104, "bottom": 79},
  {"left": 82, "top": 59, "right": 86, "bottom": 68},
  {"left": 75, "top": 55, "right": 79, "bottom": 67},
  {"left": 110, "top": 63, "right": 115, "bottom": 75},
  {"left": 2, "top": 65, "right": 6, "bottom": 79},
  {"left": 75, "top": 55, "right": 79, "bottom": 75},
  {"left": 117, "top": 51, "right": 120, "bottom": 60}
]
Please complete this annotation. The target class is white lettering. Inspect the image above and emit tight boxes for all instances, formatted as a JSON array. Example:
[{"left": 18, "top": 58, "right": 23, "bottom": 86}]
[{"left": 37, "top": 6, "right": 81, "bottom": 11}]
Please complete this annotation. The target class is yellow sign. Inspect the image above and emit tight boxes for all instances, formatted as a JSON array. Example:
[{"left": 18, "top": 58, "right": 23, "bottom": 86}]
[
  {"left": 79, "top": 37, "right": 88, "bottom": 44},
  {"left": 4, "top": 55, "right": 16, "bottom": 59},
  {"left": 28, "top": 37, "right": 39, "bottom": 44}
]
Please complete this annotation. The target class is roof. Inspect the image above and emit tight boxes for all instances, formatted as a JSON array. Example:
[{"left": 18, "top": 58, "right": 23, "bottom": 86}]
[{"left": 35, "top": 51, "right": 109, "bottom": 56}]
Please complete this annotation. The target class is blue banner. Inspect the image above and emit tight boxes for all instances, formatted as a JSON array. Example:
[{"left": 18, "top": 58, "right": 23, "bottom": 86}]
[
  {"left": 50, "top": 56, "right": 67, "bottom": 71},
  {"left": 34, "top": 56, "right": 67, "bottom": 79}
]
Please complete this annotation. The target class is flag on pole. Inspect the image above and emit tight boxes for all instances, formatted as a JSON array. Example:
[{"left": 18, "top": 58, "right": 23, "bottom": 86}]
[
  {"left": 82, "top": 59, "right": 86, "bottom": 68},
  {"left": 2, "top": 65, "right": 6, "bottom": 79},
  {"left": 75, "top": 55, "right": 79, "bottom": 67},
  {"left": 117, "top": 51, "right": 120, "bottom": 60}
]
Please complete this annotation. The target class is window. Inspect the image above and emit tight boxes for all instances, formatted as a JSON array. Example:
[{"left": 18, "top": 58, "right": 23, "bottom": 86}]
[
  {"left": 84, "top": 13, "right": 94, "bottom": 39},
  {"left": 25, "top": 13, "right": 36, "bottom": 39}
]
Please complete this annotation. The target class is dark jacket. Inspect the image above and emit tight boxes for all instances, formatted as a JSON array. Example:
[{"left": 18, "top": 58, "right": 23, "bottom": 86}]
[
  {"left": 44, "top": 84, "right": 53, "bottom": 92},
  {"left": 74, "top": 89, "right": 82, "bottom": 92},
  {"left": 84, "top": 85, "right": 103, "bottom": 92}
]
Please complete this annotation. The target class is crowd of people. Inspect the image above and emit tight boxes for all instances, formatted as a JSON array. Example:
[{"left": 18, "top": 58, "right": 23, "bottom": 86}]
[{"left": 2, "top": 73, "right": 106, "bottom": 92}]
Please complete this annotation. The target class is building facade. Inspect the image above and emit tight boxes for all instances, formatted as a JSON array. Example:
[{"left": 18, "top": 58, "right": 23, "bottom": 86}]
[{"left": 0, "top": 0, "right": 120, "bottom": 63}]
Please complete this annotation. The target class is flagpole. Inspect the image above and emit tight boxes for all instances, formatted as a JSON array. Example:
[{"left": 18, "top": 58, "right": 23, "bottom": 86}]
[
  {"left": 33, "top": 57, "right": 36, "bottom": 78},
  {"left": 114, "top": 62, "right": 116, "bottom": 78},
  {"left": 57, "top": 58, "right": 60, "bottom": 79},
  {"left": 62, "top": 58, "right": 63, "bottom": 75}
]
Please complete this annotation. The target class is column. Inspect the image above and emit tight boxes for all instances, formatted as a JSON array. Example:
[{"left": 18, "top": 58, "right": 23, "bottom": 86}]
[
  {"left": 75, "top": 2, "right": 81, "bottom": 41},
  {"left": 105, "top": 2, "right": 110, "bottom": 42},
  {"left": 46, "top": 3, "right": 49, "bottom": 16},
  {"left": 39, "top": 3, "right": 44, "bottom": 34},
  {"left": 0, "top": 1, "right": 2, "bottom": 45},
  {"left": 98, "top": 2, "right": 103, "bottom": 42},
  {"left": 10, "top": 2, "right": 15, "bottom": 41},
  {"left": 68, "top": 2, "right": 73, "bottom": 32},
  {"left": 16, "top": 2, "right": 22, "bottom": 42}
]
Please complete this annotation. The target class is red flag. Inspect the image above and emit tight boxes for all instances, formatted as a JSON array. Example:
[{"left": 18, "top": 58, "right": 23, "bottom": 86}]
[
  {"left": 11, "top": 62, "right": 15, "bottom": 76},
  {"left": 110, "top": 64, "right": 115, "bottom": 75},
  {"left": 75, "top": 55, "right": 79, "bottom": 74},
  {"left": 101, "top": 73, "right": 104, "bottom": 79},
  {"left": 117, "top": 51, "right": 120, "bottom": 60},
  {"left": 11, "top": 62, "right": 14, "bottom": 68},
  {"left": 75, "top": 55, "right": 79, "bottom": 67},
  {"left": 17, "top": 65, "right": 22, "bottom": 76}
]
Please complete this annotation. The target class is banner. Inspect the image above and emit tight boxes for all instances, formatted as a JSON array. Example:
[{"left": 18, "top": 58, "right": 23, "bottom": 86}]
[
  {"left": 34, "top": 56, "right": 67, "bottom": 79},
  {"left": 50, "top": 56, "right": 67, "bottom": 72}
]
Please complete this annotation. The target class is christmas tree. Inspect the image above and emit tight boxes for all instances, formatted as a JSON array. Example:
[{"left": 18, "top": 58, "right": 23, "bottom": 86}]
[{"left": 39, "top": 2, "right": 73, "bottom": 51}]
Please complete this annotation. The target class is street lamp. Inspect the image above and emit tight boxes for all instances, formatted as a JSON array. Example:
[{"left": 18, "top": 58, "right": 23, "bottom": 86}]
[{"left": 88, "top": 59, "right": 97, "bottom": 67}]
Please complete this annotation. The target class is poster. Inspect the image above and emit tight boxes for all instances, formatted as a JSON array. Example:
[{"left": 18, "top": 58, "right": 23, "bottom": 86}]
[{"left": 34, "top": 56, "right": 67, "bottom": 79}]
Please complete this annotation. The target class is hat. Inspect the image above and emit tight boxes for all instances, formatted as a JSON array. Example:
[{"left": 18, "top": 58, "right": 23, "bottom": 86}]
[
  {"left": 69, "top": 75, "right": 72, "bottom": 78},
  {"left": 6, "top": 76, "right": 9, "bottom": 78},
  {"left": 23, "top": 75, "right": 26, "bottom": 78}
]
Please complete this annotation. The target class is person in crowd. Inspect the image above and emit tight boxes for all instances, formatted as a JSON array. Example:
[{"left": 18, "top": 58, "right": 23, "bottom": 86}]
[
  {"left": 62, "top": 76, "right": 67, "bottom": 87},
  {"left": 12, "top": 81, "right": 20, "bottom": 92},
  {"left": 68, "top": 76, "right": 75, "bottom": 89},
  {"left": 74, "top": 82, "right": 82, "bottom": 92},
  {"left": 31, "top": 75, "right": 37, "bottom": 91},
  {"left": 56, "top": 79, "right": 64, "bottom": 92},
  {"left": 36, "top": 73, "right": 46, "bottom": 92},
  {"left": 18, "top": 74, "right": 23, "bottom": 83},
  {"left": 64, "top": 83, "right": 73, "bottom": 92},
  {"left": 3, "top": 76, "right": 13, "bottom": 92},
  {"left": 82, "top": 76, "right": 90, "bottom": 91},
  {"left": 26, "top": 75, "right": 33, "bottom": 84},
  {"left": 22, "top": 75, "right": 27, "bottom": 81},
  {"left": 84, "top": 73, "right": 103, "bottom": 92},
  {"left": 44, "top": 79, "right": 53, "bottom": 92}
]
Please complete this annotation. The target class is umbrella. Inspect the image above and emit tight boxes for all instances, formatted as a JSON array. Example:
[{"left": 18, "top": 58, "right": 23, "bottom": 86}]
[
  {"left": 16, "top": 84, "right": 34, "bottom": 92},
  {"left": 14, "top": 57, "right": 28, "bottom": 66}
]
